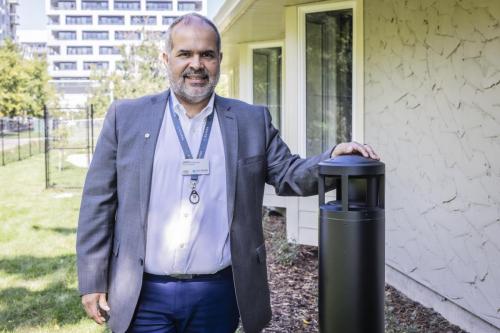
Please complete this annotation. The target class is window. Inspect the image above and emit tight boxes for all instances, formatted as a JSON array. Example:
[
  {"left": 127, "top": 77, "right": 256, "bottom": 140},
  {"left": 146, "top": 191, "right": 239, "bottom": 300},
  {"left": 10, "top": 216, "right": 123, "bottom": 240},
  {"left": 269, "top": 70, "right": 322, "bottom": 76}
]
[
  {"left": 146, "top": 1, "right": 172, "bottom": 10},
  {"left": 114, "top": 1, "right": 140, "bottom": 10},
  {"left": 177, "top": 1, "right": 201, "bottom": 11},
  {"left": 54, "top": 62, "right": 77, "bottom": 70},
  {"left": 98, "top": 16, "right": 124, "bottom": 25},
  {"left": 162, "top": 16, "right": 176, "bottom": 25},
  {"left": 53, "top": 31, "right": 76, "bottom": 40},
  {"left": 81, "top": 1, "right": 108, "bottom": 10},
  {"left": 115, "top": 61, "right": 125, "bottom": 70},
  {"left": 48, "top": 15, "right": 59, "bottom": 25},
  {"left": 48, "top": 46, "right": 60, "bottom": 55},
  {"left": 67, "top": 46, "right": 93, "bottom": 55},
  {"left": 82, "top": 31, "right": 109, "bottom": 40},
  {"left": 253, "top": 47, "right": 282, "bottom": 131},
  {"left": 99, "top": 46, "right": 121, "bottom": 55},
  {"left": 115, "top": 31, "right": 141, "bottom": 40},
  {"left": 83, "top": 61, "right": 109, "bottom": 70},
  {"left": 51, "top": 0, "right": 76, "bottom": 9},
  {"left": 305, "top": 9, "right": 353, "bottom": 157},
  {"left": 66, "top": 16, "right": 92, "bottom": 25},
  {"left": 144, "top": 31, "right": 165, "bottom": 40},
  {"left": 131, "top": 15, "right": 157, "bottom": 25}
]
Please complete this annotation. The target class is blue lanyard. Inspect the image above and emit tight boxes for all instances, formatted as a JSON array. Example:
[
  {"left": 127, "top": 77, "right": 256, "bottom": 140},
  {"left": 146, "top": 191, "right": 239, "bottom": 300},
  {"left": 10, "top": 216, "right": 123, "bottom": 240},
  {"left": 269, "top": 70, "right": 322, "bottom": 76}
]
[{"left": 168, "top": 95, "right": 214, "bottom": 184}]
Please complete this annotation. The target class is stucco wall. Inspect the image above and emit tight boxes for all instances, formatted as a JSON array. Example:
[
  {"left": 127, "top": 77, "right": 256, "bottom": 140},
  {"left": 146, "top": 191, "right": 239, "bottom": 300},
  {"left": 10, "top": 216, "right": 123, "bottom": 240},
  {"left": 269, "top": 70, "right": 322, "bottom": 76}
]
[{"left": 364, "top": 0, "right": 500, "bottom": 328}]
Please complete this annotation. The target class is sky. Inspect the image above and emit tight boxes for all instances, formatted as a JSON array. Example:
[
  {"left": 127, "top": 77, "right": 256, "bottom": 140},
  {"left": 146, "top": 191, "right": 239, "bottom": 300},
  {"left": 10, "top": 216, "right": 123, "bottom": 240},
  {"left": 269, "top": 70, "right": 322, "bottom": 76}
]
[{"left": 17, "top": 0, "right": 46, "bottom": 30}]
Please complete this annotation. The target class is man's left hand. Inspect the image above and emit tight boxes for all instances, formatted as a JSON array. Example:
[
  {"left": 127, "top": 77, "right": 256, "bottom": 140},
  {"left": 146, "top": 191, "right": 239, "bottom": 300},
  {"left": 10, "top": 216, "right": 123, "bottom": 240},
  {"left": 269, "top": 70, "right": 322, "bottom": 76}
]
[{"left": 331, "top": 142, "right": 380, "bottom": 160}]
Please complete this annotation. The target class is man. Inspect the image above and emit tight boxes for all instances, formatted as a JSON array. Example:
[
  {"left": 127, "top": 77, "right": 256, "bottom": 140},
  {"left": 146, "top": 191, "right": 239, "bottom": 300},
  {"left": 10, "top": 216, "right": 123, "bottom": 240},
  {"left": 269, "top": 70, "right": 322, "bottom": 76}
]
[{"left": 77, "top": 13, "right": 379, "bottom": 333}]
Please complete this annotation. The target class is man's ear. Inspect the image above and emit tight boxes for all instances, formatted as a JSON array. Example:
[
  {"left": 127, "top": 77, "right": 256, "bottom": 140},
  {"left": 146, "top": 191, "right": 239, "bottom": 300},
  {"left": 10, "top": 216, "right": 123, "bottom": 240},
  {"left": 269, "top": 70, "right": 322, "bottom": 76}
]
[
  {"left": 219, "top": 52, "right": 223, "bottom": 64},
  {"left": 162, "top": 52, "right": 169, "bottom": 66}
]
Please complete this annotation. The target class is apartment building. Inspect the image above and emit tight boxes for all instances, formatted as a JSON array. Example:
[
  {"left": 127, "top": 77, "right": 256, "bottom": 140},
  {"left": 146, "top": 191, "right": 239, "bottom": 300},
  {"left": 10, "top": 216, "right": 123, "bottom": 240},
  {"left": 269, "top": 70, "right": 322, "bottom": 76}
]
[
  {"left": 18, "top": 30, "right": 48, "bottom": 59},
  {"left": 0, "top": 0, "right": 18, "bottom": 42},
  {"left": 46, "top": 0, "right": 206, "bottom": 106}
]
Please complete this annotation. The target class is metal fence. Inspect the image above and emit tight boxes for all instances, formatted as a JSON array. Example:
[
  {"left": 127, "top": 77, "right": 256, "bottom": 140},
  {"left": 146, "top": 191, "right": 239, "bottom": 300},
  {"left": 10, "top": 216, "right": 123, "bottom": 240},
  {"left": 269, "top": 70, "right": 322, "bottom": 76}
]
[
  {"left": 43, "top": 105, "right": 103, "bottom": 189},
  {"left": 0, "top": 116, "right": 45, "bottom": 166}
]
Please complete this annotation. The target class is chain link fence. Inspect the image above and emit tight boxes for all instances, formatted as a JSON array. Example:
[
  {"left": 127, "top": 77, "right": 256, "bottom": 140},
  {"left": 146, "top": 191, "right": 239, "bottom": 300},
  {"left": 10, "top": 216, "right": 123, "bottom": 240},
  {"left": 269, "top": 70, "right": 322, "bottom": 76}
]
[
  {"left": 43, "top": 105, "right": 103, "bottom": 189},
  {"left": 0, "top": 116, "right": 45, "bottom": 166}
]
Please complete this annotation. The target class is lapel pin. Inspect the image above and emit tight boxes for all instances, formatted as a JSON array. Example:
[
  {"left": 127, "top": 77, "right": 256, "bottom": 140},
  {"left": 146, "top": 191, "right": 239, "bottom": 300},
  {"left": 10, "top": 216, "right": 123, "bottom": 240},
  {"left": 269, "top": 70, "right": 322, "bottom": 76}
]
[{"left": 144, "top": 133, "right": 150, "bottom": 139}]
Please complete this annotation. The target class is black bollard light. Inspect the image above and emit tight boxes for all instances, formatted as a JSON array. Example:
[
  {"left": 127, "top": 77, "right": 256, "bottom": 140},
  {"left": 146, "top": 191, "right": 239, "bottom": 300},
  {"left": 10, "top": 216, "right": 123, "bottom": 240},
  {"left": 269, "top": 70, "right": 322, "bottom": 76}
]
[{"left": 318, "top": 155, "right": 385, "bottom": 333}]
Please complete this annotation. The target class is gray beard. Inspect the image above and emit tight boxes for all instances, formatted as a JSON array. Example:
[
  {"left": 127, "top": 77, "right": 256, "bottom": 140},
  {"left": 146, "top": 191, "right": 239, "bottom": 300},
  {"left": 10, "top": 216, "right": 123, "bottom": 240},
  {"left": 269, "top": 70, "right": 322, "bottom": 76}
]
[{"left": 167, "top": 68, "right": 219, "bottom": 104}]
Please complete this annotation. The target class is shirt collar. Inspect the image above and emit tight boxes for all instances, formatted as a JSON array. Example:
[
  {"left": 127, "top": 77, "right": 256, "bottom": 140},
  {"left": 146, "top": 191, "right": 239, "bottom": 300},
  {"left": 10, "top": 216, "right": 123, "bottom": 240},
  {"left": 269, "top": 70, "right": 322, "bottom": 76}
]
[{"left": 170, "top": 92, "right": 216, "bottom": 121}]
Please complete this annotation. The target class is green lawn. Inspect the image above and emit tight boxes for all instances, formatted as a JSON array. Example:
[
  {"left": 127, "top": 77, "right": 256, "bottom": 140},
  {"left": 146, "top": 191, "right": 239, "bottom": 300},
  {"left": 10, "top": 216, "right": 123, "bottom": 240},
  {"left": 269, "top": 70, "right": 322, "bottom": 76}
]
[{"left": 0, "top": 155, "right": 108, "bottom": 333}]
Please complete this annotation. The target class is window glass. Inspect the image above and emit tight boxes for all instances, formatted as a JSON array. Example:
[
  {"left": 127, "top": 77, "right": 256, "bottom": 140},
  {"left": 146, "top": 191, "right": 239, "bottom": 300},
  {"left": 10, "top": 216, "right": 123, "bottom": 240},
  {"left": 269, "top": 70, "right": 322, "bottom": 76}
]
[
  {"left": 131, "top": 16, "right": 157, "bottom": 25},
  {"left": 82, "top": 31, "right": 108, "bottom": 40},
  {"left": 82, "top": 1, "right": 108, "bottom": 10},
  {"left": 66, "top": 16, "right": 92, "bottom": 25},
  {"left": 252, "top": 47, "right": 282, "bottom": 131},
  {"left": 305, "top": 9, "right": 352, "bottom": 157},
  {"left": 98, "top": 16, "right": 124, "bottom": 25},
  {"left": 146, "top": 1, "right": 172, "bottom": 10},
  {"left": 67, "top": 46, "right": 93, "bottom": 55},
  {"left": 114, "top": 1, "right": 140, "bottom": 10}
]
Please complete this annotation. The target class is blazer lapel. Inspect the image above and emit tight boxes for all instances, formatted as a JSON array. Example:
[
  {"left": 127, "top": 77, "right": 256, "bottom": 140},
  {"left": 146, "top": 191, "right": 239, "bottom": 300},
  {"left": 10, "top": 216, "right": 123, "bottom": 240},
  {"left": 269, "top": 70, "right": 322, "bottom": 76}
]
[
  {"left": 215, "top": 95, "right": 238, "bottom": 226},
  {"left": 139, "top": 89, "right": 169, "bottom": 227}
]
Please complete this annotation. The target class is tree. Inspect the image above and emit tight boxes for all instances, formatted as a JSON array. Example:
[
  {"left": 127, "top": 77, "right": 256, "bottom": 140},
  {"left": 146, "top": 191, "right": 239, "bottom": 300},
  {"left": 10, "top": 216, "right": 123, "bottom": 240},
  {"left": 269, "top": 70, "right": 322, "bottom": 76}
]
[
  {"left": 24, "top": 56, "right": 58, "bottom": 117},
  {"left": 0, "top": 39, "right": 29, "bottom": 117},
  {"left": 88, "top": 40, "right": 168, "bottom": 117},
  {"left": 0, "top": 39, "right": 57, "bottom": 117}
]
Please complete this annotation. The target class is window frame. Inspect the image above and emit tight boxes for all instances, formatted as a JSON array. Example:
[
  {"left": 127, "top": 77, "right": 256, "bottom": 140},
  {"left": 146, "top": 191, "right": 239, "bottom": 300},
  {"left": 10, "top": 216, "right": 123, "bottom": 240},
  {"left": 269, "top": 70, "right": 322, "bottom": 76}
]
[
  {"left": 297, "top": 0, "right": 364, "bottom": 156},
  {"left": 243, "top": 40, "right": 285, "bottom": 133}
]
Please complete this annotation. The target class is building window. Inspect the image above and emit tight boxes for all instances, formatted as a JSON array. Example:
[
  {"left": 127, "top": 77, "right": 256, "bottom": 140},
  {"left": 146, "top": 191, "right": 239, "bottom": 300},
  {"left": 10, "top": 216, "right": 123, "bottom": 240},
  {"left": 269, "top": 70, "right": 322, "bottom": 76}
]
[
  {"left": 131, "top": 15, "right": 157, "bottom": 25},
  {"left": 67, "top": 46, "right": 93, "bottom": 55},
  {"left": 305, "top": 9, "right": 353, "bottom": 157},
  {"left": 99, "top": 46, "right": 121, "bottom": 55},
  {"left": 162, "top": 16, "right": 176, "bottom": 25},
  {"left": 81, "top": 0, "right": 109, "bottom": 10},
  {"left": 48, "top": 46, "right": 60, "bottom": 55},
  {"left": 146, "top": 1, "right": 172, "bottom": 10},
  {"left": 115, "top": 61, "right": 125, "bottom": 70},
  {"left": 98, "top": 16, "right": 124, "bottom": 25},
  {"left": 115, "top": 31, "right": 141, "bottom": 40},
  {"left": 83, "top": 61, "right": 109, "bottom": 70},
  {"left": 253, "top": 47, "right": 282, "bottom": 131},
  {"left": 54, "top": 62, "right": 77, "bottom": 70},
  {"left": 48, "top": 15, "right": 59, "bottom": 25},
  {"left": 144, "top": 31, "right": 165, "bottom": 40},
  {"left": 66, "top": 16, "right": 92, "bottom": 25},
  {"left": 82, "top": 31, "right": 109, "bottom": 40},
  {"left": 51, "top": 0, "right": 76, "bottom": 10},
  {"left": 177, "top": 1, "right": 202, "bottom": 11},
  {"left": 114, "top": 1, "right": 140, "bottom": 10},
  {"left": 53, "top": 31, "right": 77, "bottom": 40}
]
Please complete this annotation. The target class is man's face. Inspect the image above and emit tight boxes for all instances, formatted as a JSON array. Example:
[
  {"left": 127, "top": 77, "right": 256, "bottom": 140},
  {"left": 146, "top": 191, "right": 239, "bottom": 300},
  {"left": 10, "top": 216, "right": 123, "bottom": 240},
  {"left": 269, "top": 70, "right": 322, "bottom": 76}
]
[{"left": 163, "top": 21, "right": 222, "bottom": 104}]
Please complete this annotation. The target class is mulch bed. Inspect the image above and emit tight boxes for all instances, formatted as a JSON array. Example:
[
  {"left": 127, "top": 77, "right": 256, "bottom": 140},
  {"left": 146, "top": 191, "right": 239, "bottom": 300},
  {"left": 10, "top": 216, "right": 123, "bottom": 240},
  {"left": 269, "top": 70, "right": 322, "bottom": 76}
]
[{"left": 256, "top": 212, "right": 468, "bottom": 333}]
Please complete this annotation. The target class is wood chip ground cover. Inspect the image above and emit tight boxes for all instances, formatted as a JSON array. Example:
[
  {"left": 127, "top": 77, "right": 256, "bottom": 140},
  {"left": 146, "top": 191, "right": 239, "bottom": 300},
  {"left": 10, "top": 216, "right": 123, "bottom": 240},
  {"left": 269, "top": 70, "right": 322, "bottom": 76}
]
[{"left": 254, "top": 213, "right": 468, "bottom": 333}]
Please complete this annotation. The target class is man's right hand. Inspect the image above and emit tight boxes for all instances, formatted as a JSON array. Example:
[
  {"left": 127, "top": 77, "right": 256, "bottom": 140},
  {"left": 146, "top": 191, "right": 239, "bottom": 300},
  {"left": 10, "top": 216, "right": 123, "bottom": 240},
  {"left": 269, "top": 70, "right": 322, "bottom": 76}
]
[{"left": 81, "top": 292, "right": 110, "bottom": 325}]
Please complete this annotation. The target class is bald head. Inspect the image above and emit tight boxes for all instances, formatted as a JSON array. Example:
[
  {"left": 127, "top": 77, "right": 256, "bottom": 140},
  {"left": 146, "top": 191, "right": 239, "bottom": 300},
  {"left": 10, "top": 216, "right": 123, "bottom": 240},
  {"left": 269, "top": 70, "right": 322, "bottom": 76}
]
[{"left": 165, "top": 13, "right": 221, "bottom": 55}]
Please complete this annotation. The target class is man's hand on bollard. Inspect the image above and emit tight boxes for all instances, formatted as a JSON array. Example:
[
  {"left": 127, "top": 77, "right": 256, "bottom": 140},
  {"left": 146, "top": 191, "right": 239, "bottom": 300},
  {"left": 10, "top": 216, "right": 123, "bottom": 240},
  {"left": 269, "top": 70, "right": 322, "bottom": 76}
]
[
  {"left": 82, "top": 292, "right": 110, "bottom": 325},
  {"left": 331, "top": 142, "right": 380, "bottom": 160}
]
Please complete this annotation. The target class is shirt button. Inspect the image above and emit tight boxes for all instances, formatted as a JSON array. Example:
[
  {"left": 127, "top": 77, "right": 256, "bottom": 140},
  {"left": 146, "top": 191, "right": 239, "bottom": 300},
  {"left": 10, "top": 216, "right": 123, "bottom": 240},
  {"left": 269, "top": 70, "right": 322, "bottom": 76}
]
[
  {"left": 139, "top": 258, "right": 144, "bottom": 266},
  {"left": 180, "top": 244, "right": 185, "bottom": 249}
]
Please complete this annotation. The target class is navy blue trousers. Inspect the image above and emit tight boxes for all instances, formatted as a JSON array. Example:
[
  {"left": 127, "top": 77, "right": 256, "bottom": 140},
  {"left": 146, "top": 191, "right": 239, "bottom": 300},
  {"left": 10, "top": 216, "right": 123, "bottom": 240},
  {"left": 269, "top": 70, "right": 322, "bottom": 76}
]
[{"left": 126, "top": 268, "right": 240, "bottom": 333}]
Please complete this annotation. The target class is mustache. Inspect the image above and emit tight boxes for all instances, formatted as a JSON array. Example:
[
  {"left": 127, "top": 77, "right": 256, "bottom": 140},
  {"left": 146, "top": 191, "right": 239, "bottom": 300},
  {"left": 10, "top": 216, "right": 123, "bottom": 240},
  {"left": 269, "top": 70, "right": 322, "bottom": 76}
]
[{"left": 182, "top": 68, "right": 209, "bottom": 79}]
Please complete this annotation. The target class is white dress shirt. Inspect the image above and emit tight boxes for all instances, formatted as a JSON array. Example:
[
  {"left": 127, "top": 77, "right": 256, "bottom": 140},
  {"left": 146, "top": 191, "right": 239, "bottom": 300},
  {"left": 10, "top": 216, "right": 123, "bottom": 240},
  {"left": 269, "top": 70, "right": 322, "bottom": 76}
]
[{"left": 145, "top": 93, "right": 231, "bottom": 275}]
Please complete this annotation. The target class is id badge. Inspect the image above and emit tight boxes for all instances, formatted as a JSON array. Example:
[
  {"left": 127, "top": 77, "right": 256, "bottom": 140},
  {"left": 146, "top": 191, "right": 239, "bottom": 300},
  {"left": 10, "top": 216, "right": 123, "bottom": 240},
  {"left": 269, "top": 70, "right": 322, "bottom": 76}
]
[{"left": 181, "top": 159, "right": 210, "bottom": 176}]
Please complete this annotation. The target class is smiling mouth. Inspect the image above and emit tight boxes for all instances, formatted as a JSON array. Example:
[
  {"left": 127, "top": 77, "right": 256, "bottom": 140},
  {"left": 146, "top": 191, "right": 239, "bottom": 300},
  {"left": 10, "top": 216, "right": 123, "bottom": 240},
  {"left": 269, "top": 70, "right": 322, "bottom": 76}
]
[{"left": 184, "top": 75, "right": 208, "bottom": 83}]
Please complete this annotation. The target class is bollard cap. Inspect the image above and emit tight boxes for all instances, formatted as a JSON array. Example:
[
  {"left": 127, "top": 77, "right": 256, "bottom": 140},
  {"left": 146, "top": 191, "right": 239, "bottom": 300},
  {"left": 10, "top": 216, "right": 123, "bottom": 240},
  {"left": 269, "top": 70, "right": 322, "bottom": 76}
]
[{"left": 319, "top": 154, "right": 385, "bottom": 176}]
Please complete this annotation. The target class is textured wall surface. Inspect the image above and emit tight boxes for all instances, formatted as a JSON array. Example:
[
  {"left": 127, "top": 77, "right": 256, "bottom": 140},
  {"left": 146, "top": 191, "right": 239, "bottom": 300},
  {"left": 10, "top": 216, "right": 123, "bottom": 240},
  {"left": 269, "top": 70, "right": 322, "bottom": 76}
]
[{"left": 364, "top": 0, "right": 500, "bottom": 328}]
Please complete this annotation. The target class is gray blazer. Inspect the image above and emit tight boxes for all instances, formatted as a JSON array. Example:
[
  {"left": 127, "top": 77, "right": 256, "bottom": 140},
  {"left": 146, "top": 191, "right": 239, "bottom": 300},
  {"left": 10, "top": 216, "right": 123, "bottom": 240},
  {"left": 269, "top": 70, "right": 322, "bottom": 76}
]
[{"left": 76, "top": 90, "right": 330, "bottom": 333}]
